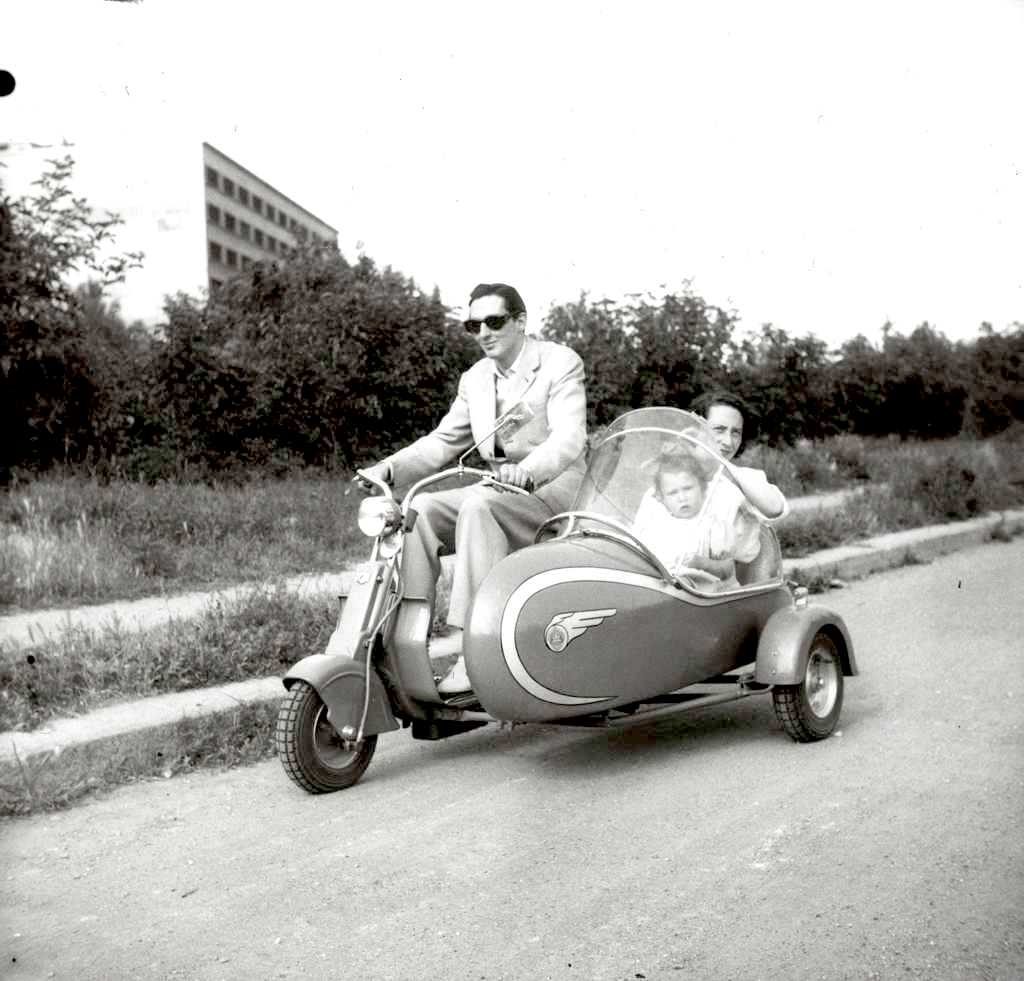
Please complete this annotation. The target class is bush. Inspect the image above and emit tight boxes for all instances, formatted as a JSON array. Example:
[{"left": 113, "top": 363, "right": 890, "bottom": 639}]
[
  {"left": 820, "top": 434, "right": 872, "bottom": 481},
  {"left": 887, "top": 444, "right": 1017, "bottom": 521},
  {"left": 735, "top": 444, "right": 802, "bottom": 497}
]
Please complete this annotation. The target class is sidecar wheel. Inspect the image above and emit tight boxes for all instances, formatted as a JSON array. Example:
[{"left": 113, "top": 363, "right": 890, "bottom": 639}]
[
  {"left": 276, "top": 681, "right": 377, "bottom": 793},
  {"left": 772, "top": 631, "right": 844, "bottom": 743}
]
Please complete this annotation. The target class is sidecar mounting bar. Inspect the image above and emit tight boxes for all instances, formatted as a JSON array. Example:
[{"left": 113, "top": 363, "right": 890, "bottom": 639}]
[
  {"left": 545, "top": 685, "right": 773, "bottom": 729},
  {"left": 427, "top": 684, "right": 773, "bottom": 730}
]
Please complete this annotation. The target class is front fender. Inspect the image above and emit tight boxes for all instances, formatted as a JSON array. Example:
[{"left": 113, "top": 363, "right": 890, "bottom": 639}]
[
  {"left": 284, "top": 654, "right": 399, "bottom": 737},
  {"left": 755, "top": 604, "right": 857, "bottom": 685}
]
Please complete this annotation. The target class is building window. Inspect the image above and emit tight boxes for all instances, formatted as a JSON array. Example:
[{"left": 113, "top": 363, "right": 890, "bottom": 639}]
[
  {"left": 265, "top": 204, "right": 275, "bottom": 223},
  {"left": 266, "top": 234, "right": 276, "bottom": 253},
  {"left": 223, "top": 212, "right": 236, "bottom": 233},
  {"left": 222, "top": 177, "right": 235, "bottom": 198},
  {"left": 241, "top": 255, "right": 252, "bottom": 271},
  {"left": 225, "top": 249, "right": 238, "bottom": 268},
  {"left": 251, "top": 194, "right": 263, "bottom": 215},
  {"left": 278, "top": 211, "right": 287, "bottom": 228},
  {"left": 238, "top": 187, "right": 249, "bottom": 207},
  {"left": 209, "top": 277, "right": 223, "bottom": 291},
  {"left": 207, "top": 204, "right": 220, "bottom": 225},
  {"left": 205, "top": 166, "right": 219, "bottom": 188},
  {"left": 239, "top": 220, "right": 251, "bottom": 240},
  {"left": 253, "top": 228, "right": 264, "bottom": 248},
  {"left": 209, "top": 241, "right": 222, "bottom": 263}
]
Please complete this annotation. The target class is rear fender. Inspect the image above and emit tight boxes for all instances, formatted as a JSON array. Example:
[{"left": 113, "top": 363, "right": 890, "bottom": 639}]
[
  {"left": 755, "top": 604, "right": 857, "bottom": 685},
  {"left": 284, "top": 654, "right": 399, "bottom": 737}
]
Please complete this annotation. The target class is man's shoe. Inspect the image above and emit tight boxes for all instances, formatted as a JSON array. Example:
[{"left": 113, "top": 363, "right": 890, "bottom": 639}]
[
  {"left": 437, "top": 656, "right": 472, "bottom": 694},
  {"left": 429, "top": 629, "right": 463, "bottom": 659}
]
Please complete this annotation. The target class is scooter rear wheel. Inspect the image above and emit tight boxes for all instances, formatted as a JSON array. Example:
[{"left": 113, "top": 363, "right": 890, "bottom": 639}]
[{"left": 276, "top": 681, "right": 377, "bottom": 793}]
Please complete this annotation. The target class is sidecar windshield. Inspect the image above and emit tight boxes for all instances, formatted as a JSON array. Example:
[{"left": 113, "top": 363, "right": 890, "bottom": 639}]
[{"left": 574, "top": 408, "right": 726, "bottom": 523}]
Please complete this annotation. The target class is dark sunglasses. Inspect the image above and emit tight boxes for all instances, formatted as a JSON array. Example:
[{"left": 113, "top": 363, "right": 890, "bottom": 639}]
[{"left": 463, "top": 313, "right": 514, "bottom": 335}]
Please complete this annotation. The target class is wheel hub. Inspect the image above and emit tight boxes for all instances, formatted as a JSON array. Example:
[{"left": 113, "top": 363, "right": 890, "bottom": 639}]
[
  {"left": 805, "top": 648, "right": 839, "bottom": 717},
  {"left": 313, "top": 704, "right": 363, "bottom": 768}
]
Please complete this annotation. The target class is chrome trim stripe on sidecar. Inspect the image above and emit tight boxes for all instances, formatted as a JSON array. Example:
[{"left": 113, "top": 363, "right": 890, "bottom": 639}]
[{"left": 501, "top": 566, "right": 700, "bottom": 706}]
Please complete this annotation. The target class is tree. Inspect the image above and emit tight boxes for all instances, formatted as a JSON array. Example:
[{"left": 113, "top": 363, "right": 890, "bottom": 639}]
[
  {"left": 829, "top": 332, "right": 888, "bottom": 435},
  {"left": 729, "top": 325, "right": 834, "bottom": 444},
  {"left": 963, "top": 322, "right": 1024, "bottom": 435},
  {"left": 629, "top": 289, "right": 735, "bottom": 411},
  {"left": 542, "top": 286, "right": 737, "bottom": 429},
  {"left": 0, "top": 156, "right": 142, "bottom": 479},
  {"left": 141, "top": 244, "right": 476, "bottom": 474},
  {"left": 542, "top": 294, "right": 634, "bottom": 428},
  {"left": 880, "top": 323, "right": 968, "bottom": 438}
]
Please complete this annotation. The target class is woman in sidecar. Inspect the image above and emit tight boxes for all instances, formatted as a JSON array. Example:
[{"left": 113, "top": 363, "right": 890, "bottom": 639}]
[{"left": 276, "top": 408, "right": 857, "bottom": 795}]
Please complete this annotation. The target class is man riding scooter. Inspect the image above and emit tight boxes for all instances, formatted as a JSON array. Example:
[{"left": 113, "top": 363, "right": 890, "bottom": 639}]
[{"left": 358, "top": 282, "right": 588, "bottom": 693}]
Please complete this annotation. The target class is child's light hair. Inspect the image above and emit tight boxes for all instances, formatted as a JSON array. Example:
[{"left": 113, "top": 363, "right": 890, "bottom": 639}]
[{"left": 650, "top": 444, "right": 713, "bottom": 495}]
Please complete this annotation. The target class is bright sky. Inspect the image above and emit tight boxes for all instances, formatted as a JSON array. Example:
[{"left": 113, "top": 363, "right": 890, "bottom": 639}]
[{"left": 3, "top": 0, "right": 1023, "bottom": 347}]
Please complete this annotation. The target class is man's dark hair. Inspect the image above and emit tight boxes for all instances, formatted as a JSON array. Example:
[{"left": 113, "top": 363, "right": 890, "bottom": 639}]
[{"left": 469, "top": 282, "right": 526, "bottom": 318}]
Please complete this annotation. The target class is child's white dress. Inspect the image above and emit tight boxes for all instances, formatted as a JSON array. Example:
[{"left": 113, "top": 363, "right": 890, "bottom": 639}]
[{"left": 632, "top": 484, "right": 761, "bottom": 589}]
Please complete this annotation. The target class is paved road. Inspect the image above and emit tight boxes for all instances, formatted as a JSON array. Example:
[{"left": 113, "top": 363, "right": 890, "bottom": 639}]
[{"left": 2, "top": 539, "right": 1023, "bottom": 981}]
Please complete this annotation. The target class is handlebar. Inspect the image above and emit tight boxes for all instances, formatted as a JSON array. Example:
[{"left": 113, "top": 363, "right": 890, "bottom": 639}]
[
  {"left": 353, "top": 465, "right": 533, "bottom": 510},
  {"left": 353, "top": 468, "right": 392, "bottom": 497},
  {"left": 401, "top": 466, "right": 532, "bottom": 510}
]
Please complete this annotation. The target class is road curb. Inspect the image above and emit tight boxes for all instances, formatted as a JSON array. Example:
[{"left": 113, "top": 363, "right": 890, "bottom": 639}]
[
  {"left": 784, "top": 508, "right": 1024, "bottom": 582},
  {"left": 0, "top": 571, "right": 353, "bottom": 655},
  {"left": 2, "top": 508, "right": 1022, "bottom": 814}
]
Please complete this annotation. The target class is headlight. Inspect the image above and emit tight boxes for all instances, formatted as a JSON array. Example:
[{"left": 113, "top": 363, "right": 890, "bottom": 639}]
[{"left": 357, "top": 497, "right": 402, "bottom": 537}]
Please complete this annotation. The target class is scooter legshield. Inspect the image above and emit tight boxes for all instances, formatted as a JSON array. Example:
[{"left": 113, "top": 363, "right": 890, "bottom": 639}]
[{"left": 284, "top": 655, "right": 399, "bottom": 737}]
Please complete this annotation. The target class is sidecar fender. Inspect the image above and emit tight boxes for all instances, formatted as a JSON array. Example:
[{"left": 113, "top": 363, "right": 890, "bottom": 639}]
[
  {"left": 284, "top": 654, "right": 399, "bottom": 737},
  {"left": 754, "top": 604, "right": 858, "bottom": 685}
]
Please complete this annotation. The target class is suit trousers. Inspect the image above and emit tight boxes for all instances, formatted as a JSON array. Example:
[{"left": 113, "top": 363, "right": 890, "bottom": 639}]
[{"left": 401, "top": 484, "right": 556, "bottom": 629}]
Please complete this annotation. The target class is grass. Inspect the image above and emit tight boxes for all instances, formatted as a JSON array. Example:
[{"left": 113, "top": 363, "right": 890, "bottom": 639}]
[
  {"left": 740, "top": 427, "right": 1024, "bottom": 499},
  {"left": 0, "top": 473, "right": 364, "bottom": 613},
  {"left": 0, "top": 700, "right": 279, "bottom": 817},
  {"left": 0, "top": 584, "right": 339, "bottom": 733},
  {"left": 3, "top": 433, "right": 1022, "bottom": 614},
  {"left": 775, "top": 438, "right": 1022, "bottom": 556}
]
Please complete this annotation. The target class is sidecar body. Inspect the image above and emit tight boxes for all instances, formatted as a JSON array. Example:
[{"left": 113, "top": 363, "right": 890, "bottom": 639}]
[{"left": 462, "top": 408, "right": 856, "bottom": 725}]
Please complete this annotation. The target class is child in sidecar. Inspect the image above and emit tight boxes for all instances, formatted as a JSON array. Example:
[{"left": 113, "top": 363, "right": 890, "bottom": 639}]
[{"left": 632, "top": 443, "right": 761, "bottom": 590}]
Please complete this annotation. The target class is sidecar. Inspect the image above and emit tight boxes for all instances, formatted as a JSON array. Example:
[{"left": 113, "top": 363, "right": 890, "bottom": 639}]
[
  {"left": 459, "top": 407, "right": 856, "bottom": 734},
  {"left": 278, "top": 408, "right": 857, "bottom": 794}
]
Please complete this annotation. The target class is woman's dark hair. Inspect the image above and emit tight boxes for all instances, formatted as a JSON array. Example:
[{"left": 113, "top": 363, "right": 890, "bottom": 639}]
[
  {"left": 469, "top": 282, "right": 526, "bottom": 318},
  {"left": 692, "top": 389, "right": 751, "bottom": 422},
  {"left": 692, "top": 390, "right": 758, "bottom": 456}
]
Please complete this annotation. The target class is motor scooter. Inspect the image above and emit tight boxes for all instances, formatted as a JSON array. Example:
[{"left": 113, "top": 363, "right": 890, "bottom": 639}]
[{"left": 276, "top": 407, "right": 857, "bottom": 794}]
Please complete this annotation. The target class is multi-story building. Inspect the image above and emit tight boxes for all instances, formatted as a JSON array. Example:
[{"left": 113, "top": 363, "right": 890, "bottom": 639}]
[
  {"left": 202, "top": 143, "right": 338, "bottom": 292},
  {"left": 0, "top": 139, "right": 339, "bottom": 323}
]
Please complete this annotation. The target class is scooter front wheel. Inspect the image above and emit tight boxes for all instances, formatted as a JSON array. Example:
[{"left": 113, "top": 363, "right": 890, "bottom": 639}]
[{"left": 276, "top": 681, "right": 377, "bottom": 793}]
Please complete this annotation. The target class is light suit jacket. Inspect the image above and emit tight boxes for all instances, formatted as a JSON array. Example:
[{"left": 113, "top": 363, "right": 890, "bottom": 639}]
[{"left": 386, "top": 336, "right": 588, "bottom": 512}]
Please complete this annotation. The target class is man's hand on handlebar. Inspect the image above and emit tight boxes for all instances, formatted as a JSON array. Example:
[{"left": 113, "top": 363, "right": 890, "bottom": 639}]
[
  {"left": 494, "top": 463, "right": 535, "bottom": 493},
  {"left": 354, "top": 461, "right": 392, "bottom": 493}
]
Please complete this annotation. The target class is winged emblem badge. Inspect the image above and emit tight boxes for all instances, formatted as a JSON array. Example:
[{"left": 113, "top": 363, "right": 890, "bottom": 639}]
[{"left": 544, "top": 609, "right": 617, "bottom": 653}]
